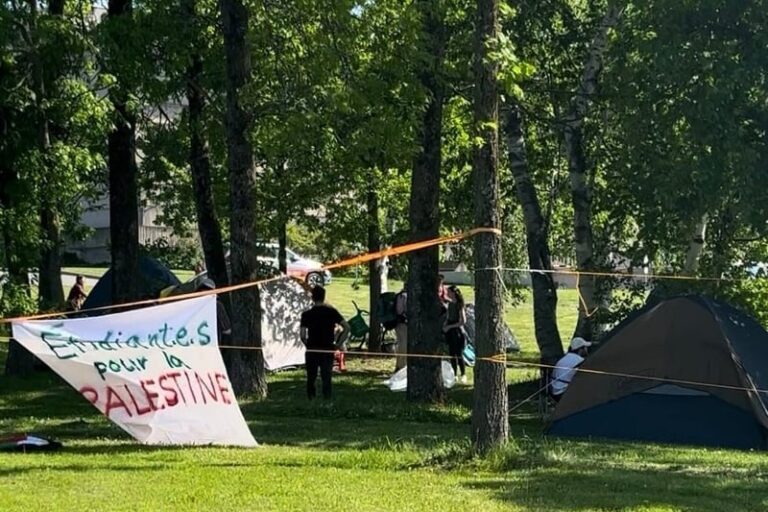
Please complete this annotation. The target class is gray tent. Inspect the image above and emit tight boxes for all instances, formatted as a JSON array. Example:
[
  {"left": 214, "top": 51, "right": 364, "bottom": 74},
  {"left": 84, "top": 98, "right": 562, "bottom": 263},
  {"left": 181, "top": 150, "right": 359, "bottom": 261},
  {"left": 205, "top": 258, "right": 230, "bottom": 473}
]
[{"left": 464, "top": 303, "right": 520, "bottom": 352}]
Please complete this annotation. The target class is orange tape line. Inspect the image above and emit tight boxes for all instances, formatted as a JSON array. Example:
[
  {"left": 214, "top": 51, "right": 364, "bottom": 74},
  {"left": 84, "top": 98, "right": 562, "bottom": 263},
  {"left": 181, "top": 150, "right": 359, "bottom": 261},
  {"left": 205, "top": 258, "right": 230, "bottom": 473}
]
[
  {"left": 321, "top": 227, "right": 501, "bottom": 271},
  {"left": 0, "top": 228, "right": 499, "bottom": 325}
]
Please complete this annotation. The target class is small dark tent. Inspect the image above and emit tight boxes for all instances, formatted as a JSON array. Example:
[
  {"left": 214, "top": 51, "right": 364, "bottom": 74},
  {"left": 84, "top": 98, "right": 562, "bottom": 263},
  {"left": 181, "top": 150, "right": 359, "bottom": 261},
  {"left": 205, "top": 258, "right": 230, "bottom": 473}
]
[
  {"left": 548, "top": 296, "right": 768, "bottom": 449},
  {"left": 81, "top": 256, "right": 181, "bottom": 311}
]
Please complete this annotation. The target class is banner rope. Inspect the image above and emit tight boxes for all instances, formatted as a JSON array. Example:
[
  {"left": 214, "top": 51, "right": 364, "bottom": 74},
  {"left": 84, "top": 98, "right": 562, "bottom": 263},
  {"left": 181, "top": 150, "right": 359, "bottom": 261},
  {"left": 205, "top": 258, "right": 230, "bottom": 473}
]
[
  {"left": 4, "top": 334, "right": 765, "bottom": 396},
  {"left": 0, "top": 228, "right": 752, "bottom": 326},
  {"left": 479, "top": 266, "right": 735, "bottom": 283},
  {"left": 2, "top": 223, "right": 765, "bottom": 396},
  {"left": 0, "top": 227, "right": 500, "bottom": 325}
]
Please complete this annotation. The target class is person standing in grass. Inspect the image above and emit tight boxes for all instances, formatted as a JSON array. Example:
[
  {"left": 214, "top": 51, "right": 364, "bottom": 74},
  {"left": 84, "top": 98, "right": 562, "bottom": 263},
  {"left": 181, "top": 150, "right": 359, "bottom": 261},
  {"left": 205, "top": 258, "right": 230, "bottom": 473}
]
[
  {"left": 437, "top": 273, "right": 448, "bottom": 310},
  {"left": 300, "top": 286, "right": 350, "bottom": 399},
  {"left": 443, "top": 285, "right": 468, "bottom": 384},
  {"left": 66, "top": 275, "right": 88, "bottom": 311}
]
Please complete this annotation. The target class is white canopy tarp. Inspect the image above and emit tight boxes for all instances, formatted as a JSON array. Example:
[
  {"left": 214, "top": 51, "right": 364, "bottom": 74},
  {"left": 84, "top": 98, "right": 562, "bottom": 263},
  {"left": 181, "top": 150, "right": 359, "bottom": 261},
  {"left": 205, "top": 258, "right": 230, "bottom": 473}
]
[{"left": 260, "top": 278, "right": 312, "bottom": 370}]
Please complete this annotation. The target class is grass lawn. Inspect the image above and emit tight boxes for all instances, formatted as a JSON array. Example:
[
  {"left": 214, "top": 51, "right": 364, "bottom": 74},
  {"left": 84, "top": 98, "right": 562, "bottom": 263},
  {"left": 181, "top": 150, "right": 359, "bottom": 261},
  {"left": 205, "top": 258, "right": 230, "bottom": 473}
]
[
  {"left": 1, "top": 353, "right": 767, "bottom": 511},
  {"left": 3, "top": 275, "right": 766, "bottom": 511}
]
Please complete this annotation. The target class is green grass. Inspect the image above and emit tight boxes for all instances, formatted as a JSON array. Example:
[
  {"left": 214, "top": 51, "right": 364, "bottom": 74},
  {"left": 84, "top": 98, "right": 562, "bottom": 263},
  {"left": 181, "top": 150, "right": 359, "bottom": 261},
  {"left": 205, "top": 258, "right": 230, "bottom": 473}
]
[
  {"left": 4, "top": 276, "right": 766, "bottom": 511},
  {"left": 1, "top": 354, "right": 767, "bottom": 511}
]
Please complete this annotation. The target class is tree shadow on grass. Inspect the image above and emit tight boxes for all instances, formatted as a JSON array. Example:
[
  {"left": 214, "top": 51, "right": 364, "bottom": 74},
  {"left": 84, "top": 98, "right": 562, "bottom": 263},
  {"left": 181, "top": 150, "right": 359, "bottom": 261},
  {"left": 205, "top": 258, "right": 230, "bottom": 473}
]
[
  {"left": 0, "top": 364, "right": 546, "bottom": 451},
  {"left": 0, "top": 462, "right": 169, "bottom": 478},
  {"left": 465, "top": 465, "right": 768, "bottom": 512}
]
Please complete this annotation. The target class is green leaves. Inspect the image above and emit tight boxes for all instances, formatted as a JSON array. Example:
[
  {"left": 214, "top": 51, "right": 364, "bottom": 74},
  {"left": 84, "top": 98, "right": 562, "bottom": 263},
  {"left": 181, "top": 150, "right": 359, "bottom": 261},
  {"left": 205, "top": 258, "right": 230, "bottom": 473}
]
[{"left": 489, "top": 31, "right": 535, "bottom": 99}]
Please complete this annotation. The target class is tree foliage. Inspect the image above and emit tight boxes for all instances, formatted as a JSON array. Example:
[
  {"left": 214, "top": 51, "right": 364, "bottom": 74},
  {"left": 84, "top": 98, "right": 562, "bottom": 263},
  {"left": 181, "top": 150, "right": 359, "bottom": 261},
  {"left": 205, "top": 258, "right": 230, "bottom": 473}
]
[{"left": 1, "top": 0, "right": 767, "bottom": 404}]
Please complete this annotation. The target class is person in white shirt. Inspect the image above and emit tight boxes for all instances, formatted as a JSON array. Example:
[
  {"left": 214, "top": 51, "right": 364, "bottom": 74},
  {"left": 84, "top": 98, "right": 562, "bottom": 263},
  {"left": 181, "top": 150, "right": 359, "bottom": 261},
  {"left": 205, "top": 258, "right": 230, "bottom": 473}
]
[{"left": 550, "top": 337, "right": 592, "bottom": 400}]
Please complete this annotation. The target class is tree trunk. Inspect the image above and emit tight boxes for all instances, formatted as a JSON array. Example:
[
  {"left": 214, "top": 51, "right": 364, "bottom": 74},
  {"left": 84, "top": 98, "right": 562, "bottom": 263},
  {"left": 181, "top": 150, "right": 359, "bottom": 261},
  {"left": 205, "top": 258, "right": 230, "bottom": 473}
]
[
  {"left": 471, "top": 0, "right": 507, "bottom": 452},
  {"left": 25, "top": 0, "right": 64, "bottom": 309},
  {"left": 4, "top": 340, "right": 36, "bottom": 377},
  {"left": 565, "top": 2, "right": 625, "bottom": 340},
  {"left": 277, "top": 215, "right": 288, "bottom": 274},
  {"left": 684, "top": 214, "right": 708, "bottom": 275},
  {"left": 0, "top": 181, "right": 27, "bottom": 289},
  {"left": 107, "top": 0, "right": 140, "bottom": 305},
  {"left": 504, "top": 103, "right": 564, "bottom": 365},
  {"left": 0, "top": 129, "right": 33, "bottom": 376},
  {"left": 220, "top": 0, "right": 267, "bottom": 398},
  {"left": 0, "top": 63, "right": 28, "bottom": 291},
  {"left": 184, "top": 0, "right": 228, "bottom": 294},
  {"left": 367, "top": 181, "right": 382, "bottom": 352},
  {"left": 38, "top": 206, "right": 63, "bottom": 308},
  {"left": 49, "top": 0, "right": 65, "bottom": 14},
  {"left": 407, "top": 0, "right": 447, "bottom": 404}
]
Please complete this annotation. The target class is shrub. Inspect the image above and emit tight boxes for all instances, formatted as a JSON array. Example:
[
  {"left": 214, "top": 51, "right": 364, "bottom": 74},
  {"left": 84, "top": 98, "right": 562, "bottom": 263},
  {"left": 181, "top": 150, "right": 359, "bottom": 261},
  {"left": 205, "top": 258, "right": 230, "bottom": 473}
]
[{"left": 141, "top": 237, "right": 201, "bottom": 270}]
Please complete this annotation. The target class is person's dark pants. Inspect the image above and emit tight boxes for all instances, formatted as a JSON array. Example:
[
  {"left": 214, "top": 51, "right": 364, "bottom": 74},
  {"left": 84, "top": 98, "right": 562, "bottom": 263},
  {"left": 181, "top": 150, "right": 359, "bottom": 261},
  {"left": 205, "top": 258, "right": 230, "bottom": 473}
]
[
  {"left": 446, "top": 328, "right": 466, "bottom": 377},
  {"left": 306, "top": 351, "right": 335, "bottom": 399}
]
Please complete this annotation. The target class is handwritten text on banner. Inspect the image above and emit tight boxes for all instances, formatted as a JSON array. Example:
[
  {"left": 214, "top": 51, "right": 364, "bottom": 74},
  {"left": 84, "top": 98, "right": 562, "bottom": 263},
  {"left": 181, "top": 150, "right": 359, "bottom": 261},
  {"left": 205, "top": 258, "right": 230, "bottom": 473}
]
[{"left": 12, "top": 296, "right": 257, "bottom": 447}]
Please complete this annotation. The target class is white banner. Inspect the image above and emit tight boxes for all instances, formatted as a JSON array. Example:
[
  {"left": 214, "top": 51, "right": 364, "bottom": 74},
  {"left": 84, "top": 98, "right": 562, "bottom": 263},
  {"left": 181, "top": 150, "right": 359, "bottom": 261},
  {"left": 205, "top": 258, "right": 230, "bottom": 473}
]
[{"left": 12, "top": 296, "right": 257, "bottom": 447}]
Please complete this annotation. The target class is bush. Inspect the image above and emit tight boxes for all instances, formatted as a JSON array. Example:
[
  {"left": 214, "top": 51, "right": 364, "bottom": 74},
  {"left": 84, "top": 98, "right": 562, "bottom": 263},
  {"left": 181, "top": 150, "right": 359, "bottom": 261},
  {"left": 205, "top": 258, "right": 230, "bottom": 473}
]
[
  {"left": 141, "top": 237, "right": 201, "bottom": 271},
  {"left": 0, "top": 283, "right": 38, "bottom": 337}
]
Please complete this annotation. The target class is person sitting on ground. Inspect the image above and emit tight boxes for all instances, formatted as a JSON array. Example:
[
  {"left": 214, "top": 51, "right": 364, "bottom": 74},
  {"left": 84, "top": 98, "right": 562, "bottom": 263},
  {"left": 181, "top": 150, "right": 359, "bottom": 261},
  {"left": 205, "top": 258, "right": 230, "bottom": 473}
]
[
  {"left": 197, "top": 278, "right": 232, "bottom": 345},
  {"left": 443, "top": 285, "right": 468, "bottom": 384},
  {"left": 550, "top": 337, "right": 592, "bottom": 401},
  {"left": 66, "top": 275, "right": 88, "bottom": 311},
  {"left": 300, "top": 286, "right": 350, "bottom": 400}
]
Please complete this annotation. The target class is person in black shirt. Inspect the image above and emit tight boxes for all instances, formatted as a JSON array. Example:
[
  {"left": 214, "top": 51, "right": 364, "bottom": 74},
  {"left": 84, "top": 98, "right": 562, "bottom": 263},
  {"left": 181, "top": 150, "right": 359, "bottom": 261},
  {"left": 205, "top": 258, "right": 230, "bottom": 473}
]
[{"left": 300, "top": 286, "right": 350, "bottom": 400}]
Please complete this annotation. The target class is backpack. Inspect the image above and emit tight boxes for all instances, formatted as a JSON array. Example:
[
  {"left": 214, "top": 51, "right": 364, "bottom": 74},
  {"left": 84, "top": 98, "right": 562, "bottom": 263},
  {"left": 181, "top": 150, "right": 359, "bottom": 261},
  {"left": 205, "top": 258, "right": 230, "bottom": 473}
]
[
  {"left": 462, "top": 342, "right": 476, "bottom": 367},
  {"left": 378, "top": 292, "right": 404, "bottom": 330}
]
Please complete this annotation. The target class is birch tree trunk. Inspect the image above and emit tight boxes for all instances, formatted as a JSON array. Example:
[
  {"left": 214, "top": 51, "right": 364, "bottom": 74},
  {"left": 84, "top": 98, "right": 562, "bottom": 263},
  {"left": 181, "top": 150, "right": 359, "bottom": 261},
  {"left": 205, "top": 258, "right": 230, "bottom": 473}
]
[
  {"left": 504, "top": 103, "right": 564, "bottom": 365},
  {"left": 407, "top": 0, "right": 446, "bottom": 404},
  {"left": 565, "top": 2, "right": 624, "bottom": 340},
  {"left": 220, "top": 0, "right": 267, "bottom": 397},
  {"left": 107, "top": 0, "right": 141, "bottom": 305},
  {"left": 471, "top": 0, "right": 507, "bottom": 452},
  {"left": 683, "top": 214, "right": 709, "bottom": 275},
  {"left": 184, "top": 0, "right": 228, "bottom": 295}
]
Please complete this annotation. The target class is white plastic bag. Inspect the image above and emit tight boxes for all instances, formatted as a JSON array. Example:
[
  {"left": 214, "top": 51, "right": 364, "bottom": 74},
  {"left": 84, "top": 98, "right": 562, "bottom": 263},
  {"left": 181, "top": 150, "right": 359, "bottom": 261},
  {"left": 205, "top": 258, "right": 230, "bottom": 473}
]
[{"left": 384, "top": 362, "right": 456, "bottom": 392}]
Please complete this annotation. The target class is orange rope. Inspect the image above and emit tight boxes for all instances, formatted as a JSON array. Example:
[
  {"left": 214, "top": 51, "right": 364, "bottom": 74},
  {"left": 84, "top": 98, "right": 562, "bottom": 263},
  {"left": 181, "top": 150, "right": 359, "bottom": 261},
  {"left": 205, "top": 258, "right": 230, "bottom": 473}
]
[
  {"left": 2, "top": 335, "right": 766, "bottom": 395},
  {"left": 0, "top": 228, "right": 499, "bottom": 325},
  {"left": 321, "top": 227, "right": 501, "bottom": 270}
]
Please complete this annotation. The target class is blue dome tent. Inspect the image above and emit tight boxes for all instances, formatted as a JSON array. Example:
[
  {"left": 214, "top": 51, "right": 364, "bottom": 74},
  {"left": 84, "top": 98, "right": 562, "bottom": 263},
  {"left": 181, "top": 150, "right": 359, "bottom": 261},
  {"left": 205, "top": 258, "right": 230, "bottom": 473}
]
[
  {"left": 548, "top": 296, "right": 768, "bottom": 450},
  {"left": 80, "top": 256, "right": 181, "bottom": 312}
]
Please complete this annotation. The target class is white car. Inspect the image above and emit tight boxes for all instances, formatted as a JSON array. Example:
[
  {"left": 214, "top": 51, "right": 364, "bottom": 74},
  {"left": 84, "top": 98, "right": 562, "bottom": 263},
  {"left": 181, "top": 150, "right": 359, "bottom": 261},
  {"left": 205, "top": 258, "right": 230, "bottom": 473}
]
[{"left": 254, "top": 243, "right": 331, "bottom": 287}]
